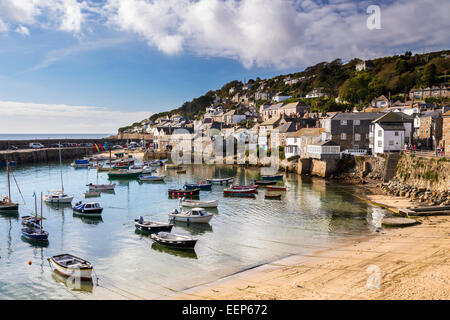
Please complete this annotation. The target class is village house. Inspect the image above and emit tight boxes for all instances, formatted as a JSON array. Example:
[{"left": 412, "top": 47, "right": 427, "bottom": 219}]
[
  {"left": 278, "top": 101, "right": 310, "bottom": 117},
  {"left": 355, "top": 60, "right": 373, "bottom": 71},
  {"left": 285, "top": 128, "right": 325, "bottom": 159},
  {"left": 409, "top": 84, "right": 450, "bottom": 100},
  {"left": 274, "top": 122, "right": 297, "bottom": 148},
  {"left": 370, "top": 112, "right": 414, "bottom": 154},
  {"left": 371, "top": 95, "right": 390, "bottom": 108},
  {"left": 262, "top": 103, "right": 283, "bottom": 121},
  {"left": 306, "top": 140, "right": 341, "bottom": 160},
  {"left": 320, "top": 112, "right": 381, "bottom": 151},
  {"left": 305, "top": 88, "right": 328, "bottom": 99},
  {"left": 224, "top": 110, "right": 246, "bottom": 126},
  {"left": 242, "top": 83, "right": 254, "bottom": 90},
  {"left": 442, "top": 111, "right": 450, "bottom": 153},
  {"left": 413, "top": 110, "right": 443, "bottom": 149},
  {"left": 255, "top": 91, "right": 273, "bottom": 101},
  {"left": 272, "top": 94, "right": 292, "bottom": 102},
  {"left": 284, "top": 77, "right": 299, "bottom": 85}
]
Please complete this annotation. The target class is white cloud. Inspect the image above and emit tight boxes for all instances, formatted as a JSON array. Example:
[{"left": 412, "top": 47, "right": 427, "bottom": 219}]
[
  {"left": 0, "top": 17, "right": 8, "bottom": 33},
  {"left": 15, "top": 24, "right": 30, "bottom": 36},
  {"left": 0, "top": 100, "right": 150, "bottom": 133}
]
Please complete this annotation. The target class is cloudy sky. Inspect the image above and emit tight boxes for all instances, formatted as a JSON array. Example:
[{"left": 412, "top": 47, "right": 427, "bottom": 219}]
[{"left": 0, "top": 0, "right": 449, "bottom": 133}]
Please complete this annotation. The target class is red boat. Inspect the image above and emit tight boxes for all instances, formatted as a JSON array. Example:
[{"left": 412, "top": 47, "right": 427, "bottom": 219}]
[
  {"left": 223, "top": 188, "right": 257, "bottom": 195},
  {"left": 267, "top": 186, "right": 287, "bottom": 191},
  {"left": 231, "top": 185, "right": 259, "bottom": 190},
  {"left": 168, "top": 188, "right": 200, "bottom": 197}
]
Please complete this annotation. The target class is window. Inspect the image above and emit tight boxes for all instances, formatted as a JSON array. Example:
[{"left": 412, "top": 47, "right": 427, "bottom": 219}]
[
  {"left": 341, "top": 133, "right": 347, "bottom": 140},
  {"left": 378, "top": 130, "right": 382, "bottom": 137},
  {"left": 354, "top": 120, "right": 360, "bottom": 126},
  {"left": 389, "top": 140, "right": 394, "bottom": 146},
  {"left": 395, "top": 132, "right": 399, "bottom": 136},
  {"left": 355, "top": 133, "right": 361, "bottom": 141},
  {"left": 340, "top": 120, "right": 347, "bottom": 125},
  {"left": 378, "top": 141, "right": 382, "bottom": 147}
]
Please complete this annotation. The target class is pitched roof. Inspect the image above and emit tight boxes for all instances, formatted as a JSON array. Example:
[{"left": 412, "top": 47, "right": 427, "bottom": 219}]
[
  {"left": 373, "top": 111, "right": 414, "bottom": 123},
  {"left": 276, "top": 122, "right": 296, "bottom": 133},
  {"left": 280, "top": 102, "right": 299, "bottom": 110},
  {"left": 287, "top": 128, "right": 324, "bottom": 138},
  {"left": 260, "top": 116, "right": 282, "bottom": 126},
  {"left": 265, "top": 103, "right": 283, "bottom": 111},
  {"left": 333, "top": 112, "right": 381, "bottom": 121},
  {"left": 379, "top": 123, "right": 406, "bottom": 131}
]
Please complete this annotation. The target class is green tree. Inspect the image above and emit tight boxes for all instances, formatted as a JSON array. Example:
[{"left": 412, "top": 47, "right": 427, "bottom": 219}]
[{"left": 421, "top": 63, "right": 437, "bottom": 87}]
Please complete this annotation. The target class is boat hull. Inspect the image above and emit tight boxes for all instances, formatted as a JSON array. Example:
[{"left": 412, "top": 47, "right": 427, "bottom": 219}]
[
  {"left": 267, "top": 186, "right": 287, "bottom": 191},
  {"left": 168, "top": 214, "right": 213, "bottom": 224},
  {"left": 134, "top": 220, "right": 173, "bottom": 233},
  {"left": 184, "top": 184, "right": 212, "bottom": 191},
  {"left": 44, "top": 196, "right": 74, "bottom": 204},
  {"left": 261, "top": 174, "right": 283, "bottom": 181},
  {"left": 107, "top": 171, "right": 142, "bottom": 179},
  {"left": 87, "top": 184, "right": 115, "bottom": 191},
  {"left": 0, "top": 203, "right": 19, "bottom": 211},
  {"left": 139, "top": 175, "right": 165, "bottom": 181},
  {"left": 168, "top": 189, "right": 200, "bottom": 197},
  {"left": 180, "top": 200, "right": 218, "bottom": 208},
  {"left": 150, "top": 234, "right": 197, "bottom": 249},
  {"left": 48, "top": 257, "right": 93, "bottom": 280},
  {"left": 206, "top": 178, "right": 233, "bottom": 185},
  {"left": 21, "top": 228, "right": 49, "bottom": 241},
  {"left": 254, "top": 180, "right": 277, "bottom": 185}
]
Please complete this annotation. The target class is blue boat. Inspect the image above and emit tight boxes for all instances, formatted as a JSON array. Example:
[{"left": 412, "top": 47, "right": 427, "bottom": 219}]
[
  {"left": 184, "top": 183, "right": 212, "bottom": 191},
  {"left": 21, "top": 227, "right": 49, "bottom": 242},
  {"left": 260, "top": 174, "right": 283, "bottom": 181}
]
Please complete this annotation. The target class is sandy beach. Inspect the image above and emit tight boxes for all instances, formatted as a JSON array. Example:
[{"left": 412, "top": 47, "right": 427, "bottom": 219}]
[{"left": 177, "top": 189, "right": 450, "bottom": 300}]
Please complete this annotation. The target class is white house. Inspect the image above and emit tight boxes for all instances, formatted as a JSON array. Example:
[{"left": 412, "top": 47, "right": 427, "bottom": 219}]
[
  {"left": 370, "top": 112, "right": 413, "bottom": 154},
  {"left": 285, "top": 128, "right": 325, "bottom": 159},
  {"left": 272, "top": 95, "right": 292, "bottom": 102},
  {"left": 306, "top": 141, "right": 340, "bottom": 160},
  {"left": 305, "top": 88, "right": 328, "bottom": 99}
]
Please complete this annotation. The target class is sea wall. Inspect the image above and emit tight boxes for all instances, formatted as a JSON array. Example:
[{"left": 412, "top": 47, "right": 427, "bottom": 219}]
[
  {"left": 0, "top": 147, "right": 94, "bottom": 165},
  {"left": 0, "top": 138, "right": 124, "bottom": 150}
]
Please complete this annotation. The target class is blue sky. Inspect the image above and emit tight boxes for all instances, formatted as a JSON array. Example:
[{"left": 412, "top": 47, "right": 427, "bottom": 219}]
[{"left": 0, "top": 0, "right": 449, "bottom": 133}]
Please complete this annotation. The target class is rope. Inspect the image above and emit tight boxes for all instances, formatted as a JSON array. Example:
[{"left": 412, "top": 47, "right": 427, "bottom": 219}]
[{"left": 10, "top": 170, "right": 26, "bottom": 205}]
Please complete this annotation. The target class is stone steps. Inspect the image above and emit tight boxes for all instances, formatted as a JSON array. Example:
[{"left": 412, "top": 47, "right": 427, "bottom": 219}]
[{"left": 383, "top": 153, "right": 399, "bottom": 182}]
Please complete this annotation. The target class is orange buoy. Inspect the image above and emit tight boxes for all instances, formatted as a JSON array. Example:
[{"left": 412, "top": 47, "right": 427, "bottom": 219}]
[{"left": 28, "top": 261, "right": 32, "bottom": 265}]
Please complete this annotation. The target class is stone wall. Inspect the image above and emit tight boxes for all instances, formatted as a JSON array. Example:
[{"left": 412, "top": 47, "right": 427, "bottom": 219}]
[{"left": 0, "top": 147, "right": 94, "bottom": 165}]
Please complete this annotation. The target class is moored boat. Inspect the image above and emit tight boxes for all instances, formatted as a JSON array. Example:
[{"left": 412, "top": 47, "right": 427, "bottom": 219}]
[
  {"left": 180, "top": 199, "right": 219, "bottom": 208},
  {"left": 86, "top": 183, "right": 116, "bottom": 191},
  {"left": 206, "top": 177, "right": 234, "bottom": 185},
  {"left": 261, "top": 174, "right": 284, "bottom": 181},
  {"left": 21, "top": 215, "right": 41, "bottom": 228},
  {"left": 138, "top": 174, "right": 166, "bottom": 182},
  {"left": 166, "top": 164, "right": 182, "bottom": 170},
  {"left": 43, "top": 191, "right": 74, "bottom": 204},
  {"left": 231, "top": 185, "right": 259, "bottom": 190},
  {"left": 73, "top": 202, "right": 103, "bottom": 217},
  {"left": 224, "top": 187, "right": 257, "bottom": 194},
  {"left": 134, "top": 216, "right": 173, "bottom": 233},
  {"left": 150, "top": 232, "right": 197, "bottom": 249},
  {"left": 267, "top": 186, "right": 287, "bottom": 191},
  {"left": 168, "top": 207, "right": 213, "bottom": 224},
  {"left": 176, "top": 169, "right": 187, "bottom": 174},
  {"left": 168, "top": 188, "right": 200, "bottom": 197},
  {"left": 22, "top": 227, "right": 49, "bottom": 242},
  {"left": 254, "top": 180, "right": 278, "bottom": 186},
  {"left": 107, "top": 169, "right": 143, "bottom": 179},
  {"left": 265, "top": 193, "right": 282, "bottom": 199},
  {"left": 48, "top": 254, "right": 94, "bottom": 280},
  {"left": 83, "top": 191, "right": 101, "bottom": 198},
  {"left": 0, "top": 195, "right": 19, "bottom": 211},
  {"left": 70, "top": 159, "right": 90, "bottom": 168},
  {"left": 184, "top": 183, "right": 212, "bottom": 191}
]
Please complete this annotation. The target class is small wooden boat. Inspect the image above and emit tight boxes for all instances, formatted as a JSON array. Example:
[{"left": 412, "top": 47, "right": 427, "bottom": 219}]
[
  {"left": 0, "top": 196, "right": 19, "bottom": 211},
  {"left": 267, "top": 186, "right": 287, "bottom": 191},
  {"left": 166, "top": 164, "right": 182, "bottom": 170},
  {"left": 87, "top": 183, "right": 116, "bottom": 191},
  {"left": 48, "top": 254, "right": 93, "bottom": 279},
  {"left": 168, "top": 188, "right": 200, "bottom": 197},
  {"left": 169, "top": 208, "right": 213, "bottom": 223},
  {"left": 138, "top": 174, "right": 166, "bottom": 182},
  {"left": 254, "top": 180, "right": 277, "bottom": 186},
  {"left": 180, "top": 199, "right": 218, "bottom": 208},
  {"left": 97, "top": 167, "right": 112, "bottom": 172},
  {"left": 224, "top": 188, "right": 257, "bottom": 194},
  {"left": 206, "top": 177, "right": 234, "bottom": 185},
  {"left": 134, "top": 217, "right": 173, "bottom": 233},
  {"left": 265, "top": 193, "right": 282, "bottom": 199},
  {"left": 150, "top": 232, "right": 197, "bottom": 249},
  {"left": 107, "top": 169, "right": 143, "bottom": 179},
  {"left": 70, "top": 159, "right": 90, "bottom": 168},
  {"left": 261, "top": 174, "right": 284, "bottom": 181},
  {"left": 231, "top": 185, "right": 259, "bottom": 190},
  {"left": 83, "top": 191, "right": 101, "bottom": 198},
  {"left": 72, "top": 202, "right": 103, "bottom": 217},
  {"left": 176, "top": 169, "right": 187, "bottom": 174},
  {"left": 21, "top": 216, "right": 41, "bottom": 228},
  {"left": 22, "top": 227, "right": 49, "bottom": 242},
  {"left": 43, "top": 191, "right": 74, "bottom": 204},
  {"left": 184, "top": 183, "right": 212, "bottom": 191}
]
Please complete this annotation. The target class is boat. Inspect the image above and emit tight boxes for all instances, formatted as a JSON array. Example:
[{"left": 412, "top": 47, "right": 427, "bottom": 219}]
[
  {"left": 224, "top": 188, "right": 257, "bottom": 194},
  {"left": 83, "top": 191, "right": 101, "bottom": 198},
  {"left": 180, "top": 199, "right": 219, "bottom": 208},
  {"left": 48, "top": 254, "right": 94, "bottom": 280},
  {"left": 70, "top": 159, "right": 90, "bottom": 168},
  {"left": 183, "top": 183, "right": 212, "bottom": 191},
  {"left": 168, "top": 207, "right": 213, "bottom": 223},
  {"left": 150, "top": 232, "right": 197, "bottom": 249},
  {"left": 166, "top": 164, "right": 182, "bottom": 170},
  {"left": 176, "top": 169, "right": 187, "bottom": 174},
  {"left": 0, "top": 162, "right": 19, "bottom": 211},
  {"left": 261, "top": 174, "right": 284, "bottom": 181},
  {"left": 267, "top": 186, "right": 287, "bottom": 191},
  {"left": 107, "top": 169, "right": 143, "bottom": 179},
  {"left": 97, "top": 167, "right": 112, "bottom": 172},
  {"left": 265, "top": 193, "right": 282, "bottom": 199},
  {"left": 21, "top": 216, "right": 41, "bottom": 228},
  {"left": 134, "top": 216, "right": 173, "bottom": 233},
  {"left": 86, "top": 183, "right": 116, "bottom": 191},
  {"left": 138, "top": 174, "right": 166, "bottom": 182},
  {"left": 142, "top": 166, "right": 155, "bottom": 174},
  {"left": 231, "top": 185, "right": 259, "bottom": 190},
  {"left": 45, "top": 146, "right": 74, "bottom": 204},
  {"left": 168, "top": 188, "right": 200, "bottom": 197},
  {"left": 22, "top": 192, "right": 48, "bottom": 242},
  {"left": 206, "top": 177, "right": 234, "bottom": 185},
  {"left": 254, "top": 180, "right": 278, "bottom": 186},
  {"left": 73, "top": 201, "right": 103, "bottom": 217}
]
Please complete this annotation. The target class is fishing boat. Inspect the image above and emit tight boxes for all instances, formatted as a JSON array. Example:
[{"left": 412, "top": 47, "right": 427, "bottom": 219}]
[
  {"left": 168, "top": 188, "right": 200, "bottom": 197},
  {"left": 48, "top": 254, "right": 94, "bottom": 280},
  {"left": 224, "top": 187, "right": 257, "bottom": 194},
  {"left": 265, "top": 193, "right": 282, "bottom": 199},
  {"left": 166, "top": 164, "right": 182, "bottom": 170},
  {"left": 150, "top": 232, "right": 197, "bottom": 249},
  {"left": 142, "top": 166, "right": 155, "bottom": 174},
  {"left": 176, "top": 169, "right": 187, "bottom": 174},
  {"left": 83, "top": 191, "right": 101, "bottom": 198},
  {"left": 169, "top": 207, "right": 213, "bottom": 223},
  {"left": 22, "top": 192, "right": 48, "bottom": 242},
  {"left": 231, "top": 185, "right": 259, "bottom": 190},
  {"left": 180, "top": 199, "right": 219, "bottom": 208},
  {"left": 107, "top": 169, "right": 143, "bottom": 179},
  {"left": 45, "top": 146, "right": 74, "bottom": 204},
  {"left": 70, "top": 159, "right": 90, "bottom": 168},
  {"left": 183, "top": 183, "right": 212, "bottom": 191},
  {"left": 267, "top": 186, "right": 287, "bottom": 191},
  {"left": 223, "top": 188, "right": 256, "bottom": 198},
  {"left": 261, "top": 174, "right": 284, "bottom": 181},
  {"left": 21, "top": 216, "right": 41, "bottom": 228},
  {"left": 254, "top": 180, "right": 278, "bottom": 186},
  {"left": 138, "top": 174, "right": 166, "bottom": 182},
  {"left": 206, "top": 177, "right": 234, "bottom": 185},
  {"left": 73, "top": 202, "right": 103, "bottom": 217},
  {"left": 134, "top": 216, "right": 173, "bottom": 233},
  {"left": 86, "top": 183, "right": 116, "bottom": 191},
  {"left": 97, "top": 167, "right": 112, "bottom": 172},
  {"left": 0, "top": 162, "right": 19, "bottom": 211}
]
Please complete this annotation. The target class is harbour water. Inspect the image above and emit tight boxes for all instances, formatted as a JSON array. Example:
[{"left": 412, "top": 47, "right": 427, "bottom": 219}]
[{"left": 0, "top": 161, "right": 385, "bottom": 299}]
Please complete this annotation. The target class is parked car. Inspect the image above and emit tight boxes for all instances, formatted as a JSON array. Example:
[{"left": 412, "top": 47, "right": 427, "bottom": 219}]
[
  {"left": 112, "top": 145, "right": 123, "bottom": 150},
  {"left": 62, "top": 143, "right": 71, "bottom": 148},
  {"left": 7, "top": 145, "right": 18, "bottom": 150},
  {"left": 50, "top": 143, "right": 63, "bottom": 148},
  {"left": 29, "top": 143, "right": 44, "bottom": 149}
]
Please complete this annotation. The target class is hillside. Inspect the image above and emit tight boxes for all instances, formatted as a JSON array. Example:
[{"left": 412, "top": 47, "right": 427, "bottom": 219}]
[{"left": 119, "top": 49, "right": 450, "bottom": 133}]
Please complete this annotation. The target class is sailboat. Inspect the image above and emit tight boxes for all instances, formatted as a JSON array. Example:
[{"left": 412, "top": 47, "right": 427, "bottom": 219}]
[
  {"left": 22, "top": 192, "right": 49, "bottom": 242},
  {"left": 44, "top": 145, "right": 74, "bottom": 204},
  {"left": 0, "top": 161, "right": 19, "bottom": 211}
]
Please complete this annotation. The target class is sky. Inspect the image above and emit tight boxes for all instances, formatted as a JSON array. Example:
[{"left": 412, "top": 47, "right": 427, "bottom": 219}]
[{"left": 0, "top": 0, "right": 449, "bottom": 133}]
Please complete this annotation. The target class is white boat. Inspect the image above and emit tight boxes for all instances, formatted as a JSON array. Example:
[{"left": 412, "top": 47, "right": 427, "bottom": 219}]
[
  {"left": 138, "top": 174, "right": 165, "bottom": 182},
  {"left": 83, "top": 191, "right": 101, "bottom": 198},
  {"left": 86, "top": 183, "right": 116, "bottom": 191},
  {"left": 142, "top": 166, "right": 156, "bottom": 174},
  {"left": 168, "top": 207, "right": 213, "bottom": 224},
  {"left": 48, "top": 254, "right": 93, "bottom": 279},
  {"left": 180, "top": 199, "right": 219, "bottom": 208},
  {"left": 44, "top": 191, "right": 74, "bottom": 203},
  {"left": 206, "top": 177, "right": 234, "bottom": 185}
]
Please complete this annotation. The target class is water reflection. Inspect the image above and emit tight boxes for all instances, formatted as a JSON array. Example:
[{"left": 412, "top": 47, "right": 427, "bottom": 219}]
[
  {"left": 51, "top": 272, "right": 95, "bottom": 293},
  {"left": 172, "top": 221, "right": 213, "bottom": 235},
  {"left": 21, "top": 236, "right": 50, "bottom": 248},
  {"left": 151, "top": 243, "right": 198, "bottom": 259},
  {"left": 73, "top": 215, "right": 104, "bottom": 225}
]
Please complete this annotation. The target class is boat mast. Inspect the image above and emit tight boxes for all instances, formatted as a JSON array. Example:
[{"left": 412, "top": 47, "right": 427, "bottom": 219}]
[
  {"left": 59, "top": 143, "right": 64, "bottom": 193},
  {"left": 40, "top": 192, "right": 43, "bottom": 232},
  {"left": 109, "top": 148, "right": 112, "bottom": 169},
  {"left": 6, "top": 160, "right": 11, "bottom": 202},
  {"left": 34, "top": 192, "right": 37, "bottom": 218}
]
